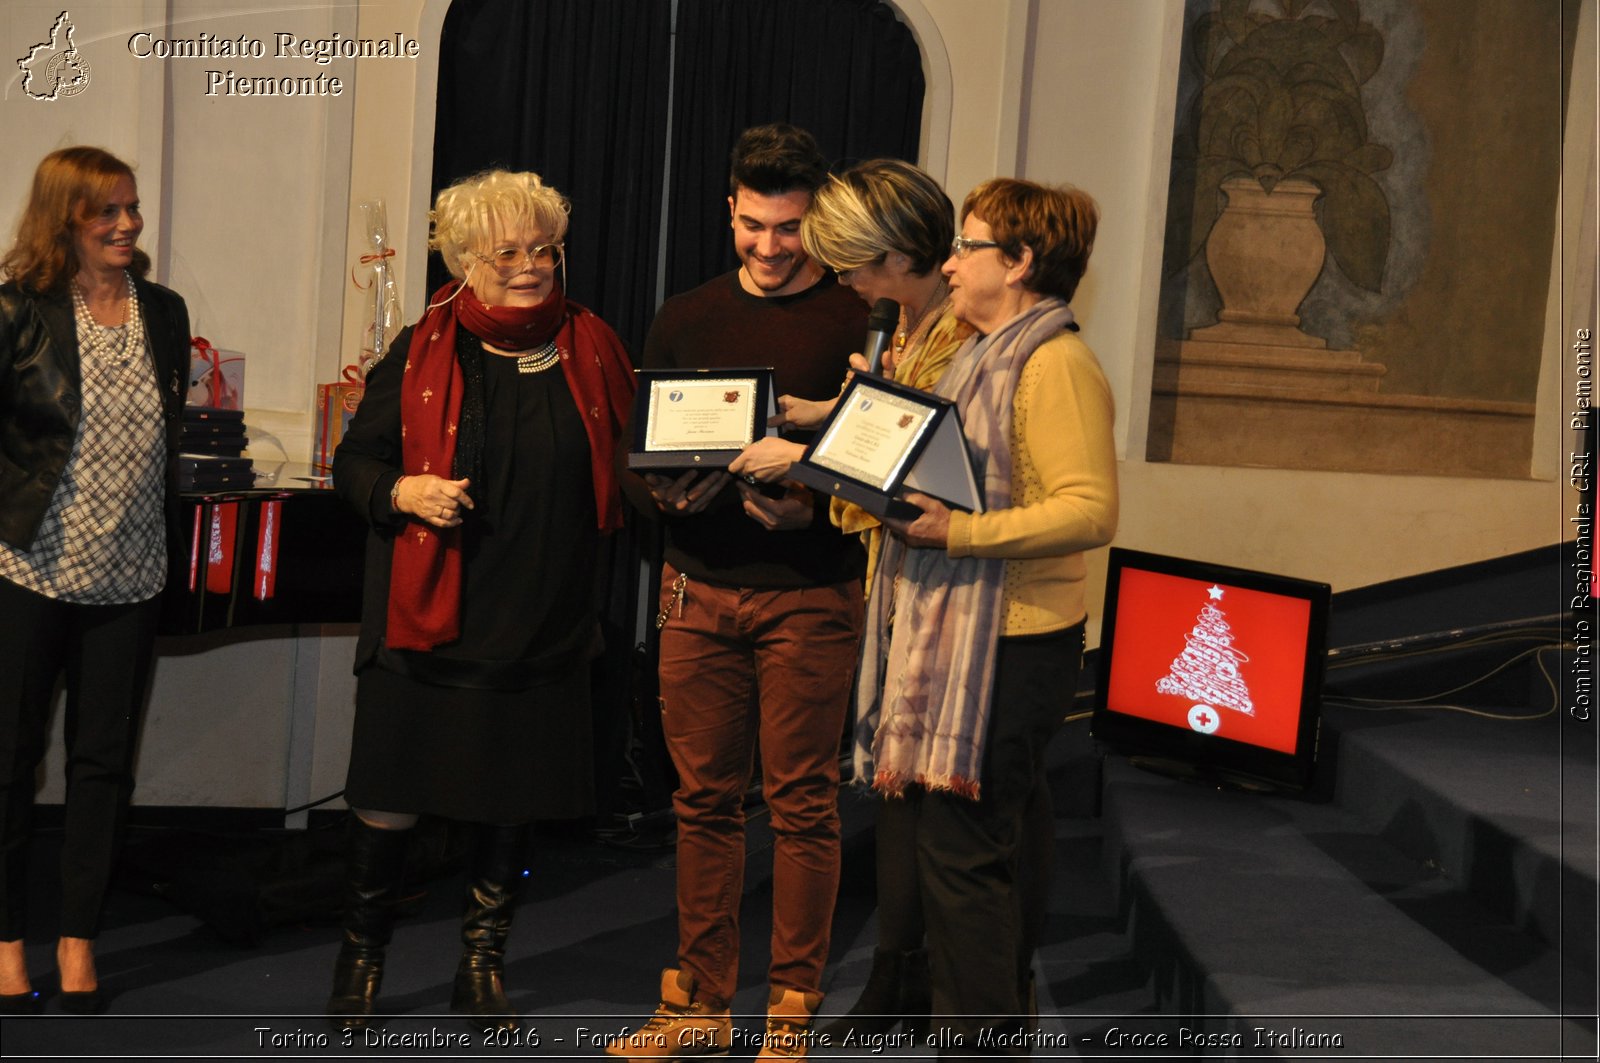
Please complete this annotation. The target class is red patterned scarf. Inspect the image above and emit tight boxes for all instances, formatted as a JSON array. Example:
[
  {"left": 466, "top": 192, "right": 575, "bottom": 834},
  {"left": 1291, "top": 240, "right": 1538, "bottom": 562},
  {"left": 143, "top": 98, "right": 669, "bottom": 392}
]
[{"left": 386, "top": 280, "right": 634, "bottom": 651}]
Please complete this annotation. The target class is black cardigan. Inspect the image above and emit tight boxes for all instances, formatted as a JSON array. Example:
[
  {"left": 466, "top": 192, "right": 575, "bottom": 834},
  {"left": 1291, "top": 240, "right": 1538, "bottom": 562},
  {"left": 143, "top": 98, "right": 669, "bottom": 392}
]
[{"left": 0, "top": 277, "right": 190, "bottom": 566}]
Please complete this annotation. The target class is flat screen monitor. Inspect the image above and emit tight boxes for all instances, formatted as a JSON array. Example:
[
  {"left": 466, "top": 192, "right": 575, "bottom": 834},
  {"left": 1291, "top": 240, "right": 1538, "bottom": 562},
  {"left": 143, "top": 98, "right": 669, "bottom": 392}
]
[{"left": 1091, "top": 548, "right": 1331, "bottom": 793}]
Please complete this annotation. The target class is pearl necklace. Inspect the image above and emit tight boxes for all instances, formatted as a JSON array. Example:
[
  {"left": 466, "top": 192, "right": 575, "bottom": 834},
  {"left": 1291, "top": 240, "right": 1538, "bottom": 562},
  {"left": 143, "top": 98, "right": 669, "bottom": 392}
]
[
  {"left": 515, "top": 340, "right": 560, "bottom": 374},
  {"left": 71, "top": 271, "right": 141, "bottom": 366}
]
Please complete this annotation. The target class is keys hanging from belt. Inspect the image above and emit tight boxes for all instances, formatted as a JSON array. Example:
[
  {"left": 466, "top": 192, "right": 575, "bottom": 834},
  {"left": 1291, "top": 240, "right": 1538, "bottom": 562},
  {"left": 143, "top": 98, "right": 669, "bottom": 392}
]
[{"left": 656, "top": 572, "right": 688, "bottom": 630}]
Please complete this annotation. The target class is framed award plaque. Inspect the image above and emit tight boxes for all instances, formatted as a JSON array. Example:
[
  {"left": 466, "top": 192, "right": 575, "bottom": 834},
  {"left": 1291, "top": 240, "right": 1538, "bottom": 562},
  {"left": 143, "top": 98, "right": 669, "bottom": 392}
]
[
  {"left": 628, "top": 367, "right": 776, "bottom": 470},
  {"left": 788, "top": 372, "right": 983, "bottom": 519}
]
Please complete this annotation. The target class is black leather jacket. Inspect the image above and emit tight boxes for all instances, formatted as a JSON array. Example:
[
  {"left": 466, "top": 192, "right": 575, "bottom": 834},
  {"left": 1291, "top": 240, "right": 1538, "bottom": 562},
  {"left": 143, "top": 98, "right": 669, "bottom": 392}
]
[{"left": 0, "top": 277, "right": 189, "bottom": 553}]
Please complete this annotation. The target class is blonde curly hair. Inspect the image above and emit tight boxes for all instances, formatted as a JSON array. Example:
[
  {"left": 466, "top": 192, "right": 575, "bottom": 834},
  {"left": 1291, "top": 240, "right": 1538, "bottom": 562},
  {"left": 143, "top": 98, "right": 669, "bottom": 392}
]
[{"left": 429, "top": 169, "right": 570, "bottom": 280}]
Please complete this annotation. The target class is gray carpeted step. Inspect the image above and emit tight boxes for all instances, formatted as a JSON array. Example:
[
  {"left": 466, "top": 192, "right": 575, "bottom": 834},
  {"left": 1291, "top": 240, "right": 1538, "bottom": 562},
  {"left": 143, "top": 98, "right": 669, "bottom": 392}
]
[
  {"left": 1100, "top": 757, "right": 1596, "bottom": 1059},
  {"left": 1323, "top": 703, "right": 1598, "bottom": 979}
]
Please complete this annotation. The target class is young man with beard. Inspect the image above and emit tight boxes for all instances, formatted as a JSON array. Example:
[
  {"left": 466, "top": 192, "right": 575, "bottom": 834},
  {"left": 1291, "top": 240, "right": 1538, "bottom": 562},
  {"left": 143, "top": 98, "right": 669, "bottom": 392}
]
[{"left": 610, "top": 124, "right": 866, "bottom": 1061}]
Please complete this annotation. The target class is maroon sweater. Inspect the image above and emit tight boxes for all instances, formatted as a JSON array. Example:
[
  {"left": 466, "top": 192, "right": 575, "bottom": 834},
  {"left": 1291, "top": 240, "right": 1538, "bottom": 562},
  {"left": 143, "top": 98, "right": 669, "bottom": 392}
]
[{"left": 623, "top": 270, "right": 867, "bottom": 588}]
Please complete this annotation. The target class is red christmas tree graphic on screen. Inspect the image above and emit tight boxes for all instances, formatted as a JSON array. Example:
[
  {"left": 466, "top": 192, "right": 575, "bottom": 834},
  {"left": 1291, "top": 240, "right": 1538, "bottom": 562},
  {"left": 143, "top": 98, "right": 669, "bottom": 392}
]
[
  {"left": 1105, "top": 569, "right": 1309, "bottom": 754},
  {"left": 1155, "top": 585, "right": 1254, "bottom": 731}
]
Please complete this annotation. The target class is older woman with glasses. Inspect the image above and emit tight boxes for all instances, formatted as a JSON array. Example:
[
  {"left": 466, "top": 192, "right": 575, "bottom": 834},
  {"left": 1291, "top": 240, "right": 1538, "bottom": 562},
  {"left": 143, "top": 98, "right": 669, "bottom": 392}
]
[
  {"left": 328, "top": 169, "right": 633, "bottom": 1031},
  {"left": 857, "top": 177, "right": 1118, "bottom": 1043}
]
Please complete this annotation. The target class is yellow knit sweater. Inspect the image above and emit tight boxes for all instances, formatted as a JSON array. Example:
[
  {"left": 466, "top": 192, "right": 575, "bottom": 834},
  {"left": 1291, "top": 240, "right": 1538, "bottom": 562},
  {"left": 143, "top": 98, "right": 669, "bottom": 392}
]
[{"left": 945, "top": 328, "right": 1118, "bottom": 635}]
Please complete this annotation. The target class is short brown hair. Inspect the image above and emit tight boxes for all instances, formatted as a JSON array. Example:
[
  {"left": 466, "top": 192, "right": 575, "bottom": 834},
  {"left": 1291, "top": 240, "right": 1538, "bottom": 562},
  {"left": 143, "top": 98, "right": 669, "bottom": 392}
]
[
  {"left": 961, "top": 178, "right": 1098, "bottom": 302},
  {"left": 728, "top": 123, "right": 827, "bottom": 199},
  {"left": 2, "top": 147, "right": 150, "bottom": 294}
]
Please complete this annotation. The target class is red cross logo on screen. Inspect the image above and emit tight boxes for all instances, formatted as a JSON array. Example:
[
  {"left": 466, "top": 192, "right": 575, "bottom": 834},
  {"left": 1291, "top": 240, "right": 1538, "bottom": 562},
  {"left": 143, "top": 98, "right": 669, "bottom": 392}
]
[{"left": 1187, "top": 704, "right": 1221, "bottom": 734}]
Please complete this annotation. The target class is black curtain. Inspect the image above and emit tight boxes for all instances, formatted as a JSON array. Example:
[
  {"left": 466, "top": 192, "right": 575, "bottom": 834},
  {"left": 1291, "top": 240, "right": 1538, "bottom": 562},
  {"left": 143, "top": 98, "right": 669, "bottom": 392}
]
[
  {"left": 431, "top": 0, "right": 673, "bottom": 823},
  {"left": 431, "top": 0, "right": 672, "bottom": 357},
  {"left": 432, "top": 0, "right": 925, "bottom": 343},
  {"left": 664, "top": 0, "right": 926, "bottom": 296}
]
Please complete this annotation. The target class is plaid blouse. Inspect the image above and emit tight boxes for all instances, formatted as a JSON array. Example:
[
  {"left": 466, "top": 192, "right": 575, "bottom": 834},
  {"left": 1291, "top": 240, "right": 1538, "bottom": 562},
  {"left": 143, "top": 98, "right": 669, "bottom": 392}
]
[{"left": 0, "top": 315, "right": 166, "bottom": 604}]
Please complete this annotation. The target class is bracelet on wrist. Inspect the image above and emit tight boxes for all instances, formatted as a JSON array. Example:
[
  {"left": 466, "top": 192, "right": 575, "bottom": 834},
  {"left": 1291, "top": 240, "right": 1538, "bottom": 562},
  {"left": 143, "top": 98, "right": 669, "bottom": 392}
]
[{"left": 390, "top": 475, "right": 406, "bottom": 513}]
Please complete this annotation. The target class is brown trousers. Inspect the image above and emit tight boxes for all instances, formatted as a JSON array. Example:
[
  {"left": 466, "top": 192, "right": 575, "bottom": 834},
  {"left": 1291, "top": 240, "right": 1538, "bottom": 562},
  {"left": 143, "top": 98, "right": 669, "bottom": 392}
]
[{"left": 656, "top": 563, "right": 864, "bottom": 1009}]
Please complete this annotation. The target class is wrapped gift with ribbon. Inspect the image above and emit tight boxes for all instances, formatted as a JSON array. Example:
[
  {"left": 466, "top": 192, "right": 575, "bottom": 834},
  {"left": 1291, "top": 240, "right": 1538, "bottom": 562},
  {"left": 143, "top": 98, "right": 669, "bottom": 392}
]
[
  {"left": 317, "top": 199, "right": 405, "bottom": 469},
  {"left": 315, "top": 363, "right": 366, "bottom": 471},
  {"left": 355, "top": 198, "right": 402, "bottom": 368},
  {"left": 189, "top": 336, "right": 245, "bottom": 410}
]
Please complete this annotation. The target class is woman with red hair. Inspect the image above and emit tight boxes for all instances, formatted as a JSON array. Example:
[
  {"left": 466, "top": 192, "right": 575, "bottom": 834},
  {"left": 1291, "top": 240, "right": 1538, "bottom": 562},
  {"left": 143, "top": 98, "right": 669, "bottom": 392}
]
[{"left": 0, "top": 147, "right": 191, "bottom": 1015}]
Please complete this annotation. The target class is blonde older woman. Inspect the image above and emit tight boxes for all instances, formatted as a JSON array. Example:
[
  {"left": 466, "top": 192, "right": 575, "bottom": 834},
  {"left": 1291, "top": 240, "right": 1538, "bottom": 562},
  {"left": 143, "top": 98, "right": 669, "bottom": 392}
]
[{"left": 328, "top": 170, "right": 633, "bottom": 1030}]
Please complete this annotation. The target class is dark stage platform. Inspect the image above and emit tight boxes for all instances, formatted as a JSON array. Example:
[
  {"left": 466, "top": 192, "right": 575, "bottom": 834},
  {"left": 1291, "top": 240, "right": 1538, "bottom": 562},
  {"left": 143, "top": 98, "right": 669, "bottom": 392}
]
[{"left": 2, "top": 546, "right": 1594, "bottom": 1059}]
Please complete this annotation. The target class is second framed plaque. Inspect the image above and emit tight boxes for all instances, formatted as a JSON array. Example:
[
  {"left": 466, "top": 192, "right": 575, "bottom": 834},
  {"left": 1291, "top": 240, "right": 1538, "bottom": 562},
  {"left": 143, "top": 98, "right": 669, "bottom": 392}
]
[{"left": 788, "top": 372, "right": 983, "bottom": 520}]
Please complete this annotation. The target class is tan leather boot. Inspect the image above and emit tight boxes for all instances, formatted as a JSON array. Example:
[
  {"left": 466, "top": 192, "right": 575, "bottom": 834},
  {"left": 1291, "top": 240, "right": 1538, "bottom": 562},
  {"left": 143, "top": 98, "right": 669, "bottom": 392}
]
[
  {"left": 757, "top": 985, "right": 823, "bottom": 1061},
  {"left": 604, "top": 968, "right": 732, "bottom": 1060}
]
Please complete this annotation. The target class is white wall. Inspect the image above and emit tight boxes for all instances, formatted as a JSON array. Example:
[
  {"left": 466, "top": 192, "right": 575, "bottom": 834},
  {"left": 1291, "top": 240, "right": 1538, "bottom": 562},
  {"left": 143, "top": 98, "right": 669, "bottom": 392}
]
[
  {"left": 2, "top": 0, "right": 1592, "bottom": 810},
  {"left": 3, "top": 1, "right": 165, "bottom": 252},
  {"left": 2, "top": 1, "right": 370, "bottom": 810}
]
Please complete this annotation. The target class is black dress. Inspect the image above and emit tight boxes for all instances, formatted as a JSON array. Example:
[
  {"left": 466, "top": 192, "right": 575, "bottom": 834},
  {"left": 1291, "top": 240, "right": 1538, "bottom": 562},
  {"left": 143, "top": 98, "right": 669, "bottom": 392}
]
[{"left": 344, "top": 338, "right": 598, "bottom": 823}]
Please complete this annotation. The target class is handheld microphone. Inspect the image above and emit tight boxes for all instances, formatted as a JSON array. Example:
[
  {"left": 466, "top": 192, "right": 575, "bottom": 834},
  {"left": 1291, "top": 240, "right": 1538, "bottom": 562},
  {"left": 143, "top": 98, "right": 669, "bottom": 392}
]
[{"left": 862, "top": 298, "right": 899, "bottom": 374}]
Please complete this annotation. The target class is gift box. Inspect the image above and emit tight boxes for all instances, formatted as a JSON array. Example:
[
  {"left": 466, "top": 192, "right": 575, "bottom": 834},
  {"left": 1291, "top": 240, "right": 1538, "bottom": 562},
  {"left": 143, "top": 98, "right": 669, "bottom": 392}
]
[
  {"left": 178, "top": 453, "right": 256, "bottom": 491},
  {"left": 189, "top": 338, "right": 245, "bottom": 410},
  {"left": 313, "top": 201, "right": 398, "bottom": 473},
  {"left": 315, "top": 380, "right": 364, "bottom": 471},
  {"left": 182, "top": 405, "right": 250, "bottom": 462}
]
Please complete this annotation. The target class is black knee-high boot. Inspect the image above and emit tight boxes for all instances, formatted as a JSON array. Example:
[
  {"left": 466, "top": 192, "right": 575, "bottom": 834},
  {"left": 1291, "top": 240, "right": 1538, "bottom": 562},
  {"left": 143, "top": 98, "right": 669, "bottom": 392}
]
[
  {"left": 821, "top": 948, "right": 931, "bottom": 1039},
  {"left": 326, "top": 817, "right": 409, "bottom": 1031},
  {"left": 449, "top": 823, "right": 528, "bottom": 1030},
  {"left": 822, "top": 793, "right": 932, "bottom": 1039}
]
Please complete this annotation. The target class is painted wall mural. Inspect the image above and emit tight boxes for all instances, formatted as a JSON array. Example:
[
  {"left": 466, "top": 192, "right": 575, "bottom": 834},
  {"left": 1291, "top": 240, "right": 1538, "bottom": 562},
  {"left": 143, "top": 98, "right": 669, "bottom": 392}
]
[{"left": 1149, "top": 0, "right": 1575, "bottom": 478}]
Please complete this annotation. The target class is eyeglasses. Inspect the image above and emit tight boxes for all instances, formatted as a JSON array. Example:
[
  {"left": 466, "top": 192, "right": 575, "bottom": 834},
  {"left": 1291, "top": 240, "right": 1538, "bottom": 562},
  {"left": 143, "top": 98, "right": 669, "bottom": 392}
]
[
  {"left": 469, "top": 243, "right": 564, "bottom": 276},
  {"left": 949, "top": 236, "right": 1002, "bottom": 259},
  {"left": 833, "top": 253, "right": 887, "bottom": 280}
]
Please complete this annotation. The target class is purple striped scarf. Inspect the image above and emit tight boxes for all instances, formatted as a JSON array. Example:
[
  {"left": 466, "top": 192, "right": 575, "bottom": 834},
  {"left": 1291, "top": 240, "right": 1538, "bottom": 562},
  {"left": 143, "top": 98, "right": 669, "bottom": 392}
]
[{"left": 854, "top": 297, "right": 1077, "bottom": 798}]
